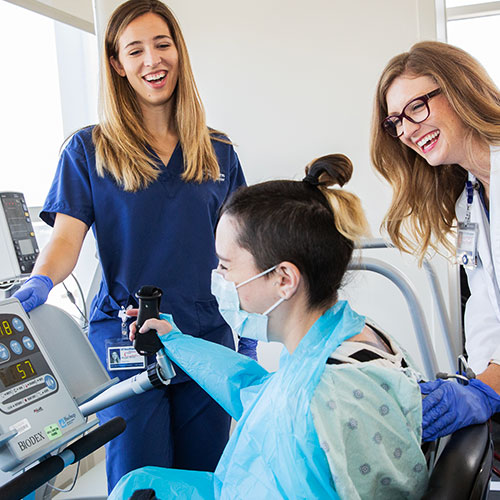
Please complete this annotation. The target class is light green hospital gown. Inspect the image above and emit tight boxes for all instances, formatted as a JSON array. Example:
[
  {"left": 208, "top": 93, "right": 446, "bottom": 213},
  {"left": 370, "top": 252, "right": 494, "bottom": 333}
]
[{"left": 310, "top": 331, "right": 428, "bottom": 499}]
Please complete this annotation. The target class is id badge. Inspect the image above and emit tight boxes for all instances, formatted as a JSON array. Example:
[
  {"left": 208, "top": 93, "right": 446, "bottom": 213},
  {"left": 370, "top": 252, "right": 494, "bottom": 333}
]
[
  {"left": 105, "top": 338, "right": 146, "bottom": 371},
  {"left": 456, "top": 222, "right": 479, "bottom": 269}
]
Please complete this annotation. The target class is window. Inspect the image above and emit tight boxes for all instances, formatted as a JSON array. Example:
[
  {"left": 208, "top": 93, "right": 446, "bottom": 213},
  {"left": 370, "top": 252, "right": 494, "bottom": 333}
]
[
  {"left": 446, "top": 1, "right": 500, "bottom": 87},
  {"left": 0, "top": 1, "right": 98, "bottom": 207},
  {"left": 0, "top": 1, "right": 99, "bottom": 325},
  {"left": 0, "top": 1, "right": 63, "bottom": 207}
]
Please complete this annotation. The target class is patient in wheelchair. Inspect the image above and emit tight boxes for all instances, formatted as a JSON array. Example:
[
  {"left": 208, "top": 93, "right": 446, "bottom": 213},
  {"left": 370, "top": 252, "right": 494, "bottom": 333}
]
[{"left": 111, "top": 154, "right": 429, "bottom": 499}]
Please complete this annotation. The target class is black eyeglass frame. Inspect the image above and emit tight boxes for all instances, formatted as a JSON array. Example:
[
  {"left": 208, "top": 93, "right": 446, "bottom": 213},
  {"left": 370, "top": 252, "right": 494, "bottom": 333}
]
[{"left": 382, "top": 88, "right": 442, "bottom": 138}]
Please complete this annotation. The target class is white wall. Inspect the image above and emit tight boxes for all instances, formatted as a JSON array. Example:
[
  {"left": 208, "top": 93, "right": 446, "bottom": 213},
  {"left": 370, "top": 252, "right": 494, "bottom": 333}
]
[{"left": 166, "top": 0, "right": 432, "bottom": 229}]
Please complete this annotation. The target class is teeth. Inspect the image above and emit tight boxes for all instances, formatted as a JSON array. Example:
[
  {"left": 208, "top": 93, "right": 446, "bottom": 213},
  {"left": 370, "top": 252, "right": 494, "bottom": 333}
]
[
  {"left": 417, "top": 131, "right": 439, "bottom": 148},
  {"left": 145, "top": 72, "right": 166, "bottom": 82}
]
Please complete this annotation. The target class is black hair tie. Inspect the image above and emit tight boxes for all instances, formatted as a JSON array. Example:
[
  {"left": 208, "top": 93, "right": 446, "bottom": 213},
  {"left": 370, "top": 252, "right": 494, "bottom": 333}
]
[{"left": 302, "top": 173, "right": 320, "bottom": 186}]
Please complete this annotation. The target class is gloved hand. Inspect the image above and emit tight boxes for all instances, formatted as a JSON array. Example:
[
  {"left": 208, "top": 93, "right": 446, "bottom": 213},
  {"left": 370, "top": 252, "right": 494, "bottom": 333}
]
[
  {"left": 13, "top": 275, "right": 54, "bottom": 312},
  {"left": 237, "top": 337, "right": 258, "bottom": 361},
  {"left": 420, "top": 377, "right": 500, "bottom": 441}
]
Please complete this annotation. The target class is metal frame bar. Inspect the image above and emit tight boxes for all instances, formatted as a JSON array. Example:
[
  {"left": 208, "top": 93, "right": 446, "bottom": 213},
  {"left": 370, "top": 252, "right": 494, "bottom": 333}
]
[
  {"left": 421, "top": 260, "right": 456, "bottom": 367},
  {"left": 350, "top": 238, "right": 459, "bottom": 378},
  {"left": 359, "top": 238, "right": 457, "bottom": 366},
  {"left": 358, "top": 239, "right": 457, "bottom": 368},
  {"left": 348, "top": 256, "right": 438, "bottom": 379},
  {"left": 447, "top": 1, "right": 500, "bottom": 21},
  {"left": 4, "top": 0, "right": 95, "bottom": 33}
]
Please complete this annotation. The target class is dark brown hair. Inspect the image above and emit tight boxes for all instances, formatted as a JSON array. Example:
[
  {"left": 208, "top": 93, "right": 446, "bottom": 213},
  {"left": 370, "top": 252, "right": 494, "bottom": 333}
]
[{"left": 220, "top": 154, "right": 369, "bottom": 310}]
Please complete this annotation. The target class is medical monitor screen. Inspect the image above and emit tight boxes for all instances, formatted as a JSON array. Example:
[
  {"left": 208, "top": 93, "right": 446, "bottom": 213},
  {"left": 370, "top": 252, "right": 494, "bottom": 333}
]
[
  {"left": 0, "top": 359, "right": 37, "bottom": 388},
  {"left": 18, "top": 239, "right": 34, "bottom": 255}
]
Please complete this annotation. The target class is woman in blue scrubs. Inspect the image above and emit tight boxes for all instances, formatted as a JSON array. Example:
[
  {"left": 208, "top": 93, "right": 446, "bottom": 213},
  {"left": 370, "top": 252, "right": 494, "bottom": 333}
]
[{"left": 13, "top": 0, "right": 254, "bottom": 492}]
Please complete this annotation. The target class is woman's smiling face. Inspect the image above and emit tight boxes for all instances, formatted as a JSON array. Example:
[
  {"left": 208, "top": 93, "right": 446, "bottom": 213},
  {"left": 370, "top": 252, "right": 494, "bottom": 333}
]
[
  {"left": 386, "top": 74, "right": 470, "bottom": 167},
  {"left": 110, "top": 12, "right": 179, "bottom": 111}
]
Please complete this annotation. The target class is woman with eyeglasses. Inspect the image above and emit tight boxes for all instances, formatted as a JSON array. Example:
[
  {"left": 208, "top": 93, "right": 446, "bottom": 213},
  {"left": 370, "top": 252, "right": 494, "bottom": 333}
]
[{"left": 371, "top": 41, "right": 500, "bottom": 442}]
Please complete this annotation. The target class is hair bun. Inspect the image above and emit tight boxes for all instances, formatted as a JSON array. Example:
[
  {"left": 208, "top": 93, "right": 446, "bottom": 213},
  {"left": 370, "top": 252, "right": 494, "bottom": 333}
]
[{"left": 304, "top": 154, "right": 353, "bottom": 187}]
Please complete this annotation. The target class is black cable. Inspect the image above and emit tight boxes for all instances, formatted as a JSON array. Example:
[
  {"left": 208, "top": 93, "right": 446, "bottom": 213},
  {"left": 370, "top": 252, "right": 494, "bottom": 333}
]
[
  {"left": 70, "top": 273, "right": 88, "bottom": 322},
  {"left": 61, "top": 279, "right": 88, "bottom": 329}
]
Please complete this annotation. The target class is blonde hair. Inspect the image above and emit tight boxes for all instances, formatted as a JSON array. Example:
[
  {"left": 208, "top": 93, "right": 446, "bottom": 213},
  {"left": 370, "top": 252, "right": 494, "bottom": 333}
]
[
  {"left": 305, "top": 154, "right": 370, "bottom": 243},
  {"left": 371, "top": 41, "right": 500, "bottom": 263},
  {"left": 93, "top": 0, "right": 222, "bottom": 191}
]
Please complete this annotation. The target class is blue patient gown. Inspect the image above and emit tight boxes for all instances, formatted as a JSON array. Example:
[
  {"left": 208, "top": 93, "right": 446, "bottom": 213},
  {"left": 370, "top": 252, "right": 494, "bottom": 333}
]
[{"left": 110, "top": 301, "right": 426, "bottom": 499}]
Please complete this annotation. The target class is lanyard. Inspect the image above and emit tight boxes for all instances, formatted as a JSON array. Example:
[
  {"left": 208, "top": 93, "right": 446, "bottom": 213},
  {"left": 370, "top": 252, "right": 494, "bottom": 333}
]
[
  {"left": 457, "top": 180, "right": 479, "bottom": 269},
  {"left": 463, "top": 180, "right": 474, "bottom": 227}
]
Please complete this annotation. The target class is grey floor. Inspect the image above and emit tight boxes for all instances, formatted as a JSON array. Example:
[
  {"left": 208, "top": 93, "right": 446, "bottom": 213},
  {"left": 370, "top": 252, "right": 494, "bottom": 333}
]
[{"left": 490, "top": 479, "right": 500, "bottom": 499}]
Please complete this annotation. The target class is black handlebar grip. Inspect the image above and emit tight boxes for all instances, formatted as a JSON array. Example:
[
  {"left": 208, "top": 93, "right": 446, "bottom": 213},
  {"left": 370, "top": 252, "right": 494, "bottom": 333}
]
[
  {"left": 134, "top": 286, "right": 165, "bottom": 355},
  {"left": 66, "top": 416, "right": 126, "bottom": 462},
  {"left": 0, "top": 455, "right": 65, "bottom": 500}
]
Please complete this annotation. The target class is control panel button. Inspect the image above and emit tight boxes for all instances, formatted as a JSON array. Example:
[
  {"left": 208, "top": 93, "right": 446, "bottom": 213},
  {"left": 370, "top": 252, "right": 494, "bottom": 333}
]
[
  {"left": 9, "top": 341, "right": 22, "bottom": 355},
  {"left": 12, "top": 318, "right": 24, "bottom": 332},
  {"left": 0, "top": 389, "right": 14, "bottom": 401},
  {"left": 0, "top": 344, "right": 10, "bottom": 362},
  {"left": 44, "top": 375, "right": 57, "bottom": 391},
  {"left": 22, "top": 336, "right": 34, "bottom": 350}
]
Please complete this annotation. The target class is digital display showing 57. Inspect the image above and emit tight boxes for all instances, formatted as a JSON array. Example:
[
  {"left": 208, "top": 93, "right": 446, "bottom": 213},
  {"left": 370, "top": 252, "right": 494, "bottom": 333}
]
[{"left": 0, "top": 360, "right": 37, "bottom": 388}]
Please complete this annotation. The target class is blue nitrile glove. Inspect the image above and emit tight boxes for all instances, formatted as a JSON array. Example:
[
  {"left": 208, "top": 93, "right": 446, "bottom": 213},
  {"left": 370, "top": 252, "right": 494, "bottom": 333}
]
[
  {"left": 13, "top": 275, "right": 54, "bottom": 312},
  {"left": 237, "top": 337, "right": 258, "bottom": 361},
  {"left": 420, "top": 377, "right": 500, "bottom": 441}
]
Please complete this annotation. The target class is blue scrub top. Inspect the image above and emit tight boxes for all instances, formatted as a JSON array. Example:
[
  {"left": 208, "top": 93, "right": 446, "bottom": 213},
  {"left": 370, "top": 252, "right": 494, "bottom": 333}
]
[{"left": 41, "top": 127, "right": 246, "bottom": 377}]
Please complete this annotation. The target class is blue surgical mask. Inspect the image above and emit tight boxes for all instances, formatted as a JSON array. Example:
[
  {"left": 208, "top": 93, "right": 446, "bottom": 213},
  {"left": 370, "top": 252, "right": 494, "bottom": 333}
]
[{"left": 211, "top": 266, "right": 285, "bottom": 342}]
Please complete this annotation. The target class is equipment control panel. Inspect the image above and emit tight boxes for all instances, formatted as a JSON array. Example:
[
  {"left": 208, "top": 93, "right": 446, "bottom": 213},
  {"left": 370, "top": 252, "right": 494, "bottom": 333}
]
[
  {"left": 0, "top": 314, "right": 58, "bottom": 415},
  {"left": 0, "top": 299, "right": 88, "bottom": 472}
]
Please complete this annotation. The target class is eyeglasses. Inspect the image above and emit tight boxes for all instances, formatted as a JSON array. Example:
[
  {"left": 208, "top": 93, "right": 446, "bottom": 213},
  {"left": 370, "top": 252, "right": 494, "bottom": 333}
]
[{"left": 382, "top": 88, "right": 441, "bottom": 138}]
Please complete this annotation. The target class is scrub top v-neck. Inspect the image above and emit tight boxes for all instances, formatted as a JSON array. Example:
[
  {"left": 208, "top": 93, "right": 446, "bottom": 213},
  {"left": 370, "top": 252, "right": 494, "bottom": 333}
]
[{"left": 40, "top": 126, "right": 246, "bottom": 379}]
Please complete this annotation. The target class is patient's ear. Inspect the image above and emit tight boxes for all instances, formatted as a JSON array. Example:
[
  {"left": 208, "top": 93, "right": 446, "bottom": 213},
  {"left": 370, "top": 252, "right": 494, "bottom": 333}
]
[
  {"left": 274, "top": 262, "right": 301, "bottom": 300},
  {"left": 110, "top": 56, "right": 126, "bottom": 77}
]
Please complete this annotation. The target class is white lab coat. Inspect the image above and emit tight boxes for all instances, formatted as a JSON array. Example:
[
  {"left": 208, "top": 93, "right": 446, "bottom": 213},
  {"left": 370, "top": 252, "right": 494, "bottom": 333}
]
[{"left": 455, "top": 146, "right": 500, "bottom": 374}]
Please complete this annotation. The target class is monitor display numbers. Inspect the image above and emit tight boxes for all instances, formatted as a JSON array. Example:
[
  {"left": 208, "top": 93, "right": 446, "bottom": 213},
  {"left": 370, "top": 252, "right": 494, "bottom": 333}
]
[
  {"left": 0, "top": 359, "right": 37, "bottom": 388},
  {"left": 0, "top": 320, "right": 13, "bottom": 337}
]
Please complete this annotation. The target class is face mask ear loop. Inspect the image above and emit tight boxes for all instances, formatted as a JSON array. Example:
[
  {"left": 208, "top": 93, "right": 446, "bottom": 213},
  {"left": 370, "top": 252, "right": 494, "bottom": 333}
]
[
  {"left": 263, "top": 297, "right": 286, "bottom": 316},
  {"left": 236, "top": 265, "right": 278, "bottom": 289}
]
